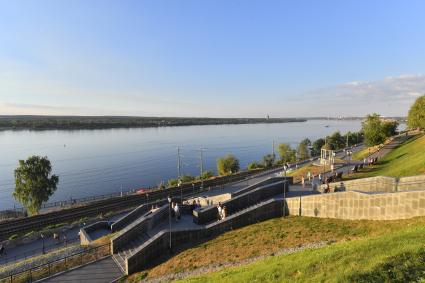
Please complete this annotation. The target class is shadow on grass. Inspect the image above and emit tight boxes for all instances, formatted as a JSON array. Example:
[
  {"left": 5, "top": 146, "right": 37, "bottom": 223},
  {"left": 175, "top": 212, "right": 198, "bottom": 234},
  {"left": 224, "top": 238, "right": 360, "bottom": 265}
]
[{"left": 348, "top": 248, "right": 425, "bottom": 283}]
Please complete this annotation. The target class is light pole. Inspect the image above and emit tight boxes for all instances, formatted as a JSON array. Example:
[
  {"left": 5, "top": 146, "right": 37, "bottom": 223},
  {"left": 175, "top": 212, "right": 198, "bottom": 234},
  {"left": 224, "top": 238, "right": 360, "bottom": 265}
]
[
  {"left": 167, "top": 196, "right": 172, "bottom": 253},
  {"left": 347, "top": 151, "right": 352, "bottom": 175},
  {"left": 178, "top": 180, "right": 182, "bottom": 203},
  {"left": 41, "top": 233, "right": 45, "bottom": 254}
]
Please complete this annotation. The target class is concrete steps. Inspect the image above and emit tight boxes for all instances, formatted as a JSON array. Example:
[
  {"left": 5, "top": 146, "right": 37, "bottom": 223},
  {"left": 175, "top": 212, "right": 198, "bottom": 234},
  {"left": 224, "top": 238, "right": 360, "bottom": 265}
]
[{"left": 113, "top": 232, "right": 150, "bottom": 273}]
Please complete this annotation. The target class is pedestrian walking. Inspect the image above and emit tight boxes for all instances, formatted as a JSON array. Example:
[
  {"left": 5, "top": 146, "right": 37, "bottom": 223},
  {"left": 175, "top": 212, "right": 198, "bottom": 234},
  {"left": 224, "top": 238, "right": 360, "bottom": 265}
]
[
  {"left": 301, "top": 176, "right": 305, "bottom": 188},
  {"left": 307, "top": 171, "right": 311, "bottom": 181},
  {"left": 0, "top": 244, "right": 4, "bottom": 256},
  {"left": 174, "top": 203, "right": 180, "bottom": 221}
]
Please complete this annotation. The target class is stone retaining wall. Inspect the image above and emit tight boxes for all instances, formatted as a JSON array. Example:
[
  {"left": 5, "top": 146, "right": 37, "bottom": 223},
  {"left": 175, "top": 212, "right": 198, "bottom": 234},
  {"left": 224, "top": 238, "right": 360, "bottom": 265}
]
[
  {"left": 398, "top": 175, "right": 425, "bottom": 191},
  {"left": 286, "top": 190, "right": 425, "bottom": 220},
  {"left": 318, "top": 174, "right": 425, "bottom": 194},
  {"left": 126, "top": 198, "right": 284, "bottom": 274}
]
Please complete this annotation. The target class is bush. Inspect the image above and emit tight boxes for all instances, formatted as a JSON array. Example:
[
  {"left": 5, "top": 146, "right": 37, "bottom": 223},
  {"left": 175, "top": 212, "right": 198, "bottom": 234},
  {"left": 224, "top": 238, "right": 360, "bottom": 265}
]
[
  {"left": 217, "top": 154, "right": 240, "bottom": 175},
  {"left": 247, "top": 161, "right": 262, "bottom": 170},
  {"left": 9, "top": 234, "right": 18, "bottom": 240}
]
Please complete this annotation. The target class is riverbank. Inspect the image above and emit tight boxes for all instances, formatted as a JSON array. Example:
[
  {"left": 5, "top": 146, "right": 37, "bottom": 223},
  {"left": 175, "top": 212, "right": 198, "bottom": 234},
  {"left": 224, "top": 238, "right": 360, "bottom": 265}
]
[{"left": 0, "top": 116, "right": 307, "bottom": 131}]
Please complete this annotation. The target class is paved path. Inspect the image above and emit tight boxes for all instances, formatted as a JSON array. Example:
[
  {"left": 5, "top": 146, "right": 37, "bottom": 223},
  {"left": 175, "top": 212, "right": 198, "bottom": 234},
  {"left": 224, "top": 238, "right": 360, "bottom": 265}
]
[
  {"left": 0, "top": 212, "right": 126, "bottom": 266},
  {"left": 41, "top": 256, "right": 122, "bottom": 283}
]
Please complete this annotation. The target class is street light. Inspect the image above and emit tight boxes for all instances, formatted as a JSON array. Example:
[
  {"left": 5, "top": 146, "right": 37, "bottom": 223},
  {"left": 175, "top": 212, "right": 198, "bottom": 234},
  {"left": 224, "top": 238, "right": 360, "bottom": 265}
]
[
  {"left": 40, "top": 233, "right": 45, "bottom": 254},
  {"left": 167, "top": 196, "right": 172, "bottom": 253},
  {"left": 178, "top": 180, "right": 182, "bottom": 203},
  {"left": 347, "top": 151, "right": 352, "bottom": 175}
]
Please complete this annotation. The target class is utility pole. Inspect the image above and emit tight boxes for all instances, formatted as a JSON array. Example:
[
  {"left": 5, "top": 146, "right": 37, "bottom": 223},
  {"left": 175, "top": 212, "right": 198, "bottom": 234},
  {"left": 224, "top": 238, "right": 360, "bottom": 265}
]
[
  {"left": 346, "top": 134, "right": 349, "bottom": 148},
  {"left": 200, "top": 147, "right": 204, "bottom": 189},
  {"left": 177, "top": 146, "right": 181, "bottom": 180}
]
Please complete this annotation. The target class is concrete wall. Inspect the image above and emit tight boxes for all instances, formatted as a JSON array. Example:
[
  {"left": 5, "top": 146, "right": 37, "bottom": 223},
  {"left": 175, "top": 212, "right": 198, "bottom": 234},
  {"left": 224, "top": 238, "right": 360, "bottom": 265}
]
[
  {"left": 318, "top": 174, "right": 425, "bottom": 194},
  {"left": 111, "top": 200, "right": 167, "bottom": 232},
  {"left": 286, "top": 190, "right": 425, "bottom": 220},
  {"left": 126, "top": 198, "right": 284, "bottom": 274},
  {"left": 111, "top": 205, "right": 168, "bottom": 253},
  {"left": 318, "top": 176, "right": 397, "bottom": 193},
  {"left": 193, "top": 179, "right": 287, "bottom": 225},
  {"left": 80, "top": 221, "right": 110, "bottom": 245},
  {"left": 398, "top": 175, "right": 425, "bottom": 191}
]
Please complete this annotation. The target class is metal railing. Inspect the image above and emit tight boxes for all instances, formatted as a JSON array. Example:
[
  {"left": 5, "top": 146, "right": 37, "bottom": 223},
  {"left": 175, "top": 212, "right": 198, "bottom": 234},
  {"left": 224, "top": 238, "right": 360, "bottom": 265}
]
[
  {"left": 0, "top": 243, "right": 110, "bottom": 283},
  {"left": 0, "top": 236, "right": 79, "bottom": 266}
]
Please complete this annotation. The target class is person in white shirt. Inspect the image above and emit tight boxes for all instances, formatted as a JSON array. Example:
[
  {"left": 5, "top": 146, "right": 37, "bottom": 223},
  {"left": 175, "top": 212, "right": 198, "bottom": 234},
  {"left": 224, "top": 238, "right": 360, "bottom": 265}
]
[{"left": 174, "top": 203, "right": 180, "bottom": 221}]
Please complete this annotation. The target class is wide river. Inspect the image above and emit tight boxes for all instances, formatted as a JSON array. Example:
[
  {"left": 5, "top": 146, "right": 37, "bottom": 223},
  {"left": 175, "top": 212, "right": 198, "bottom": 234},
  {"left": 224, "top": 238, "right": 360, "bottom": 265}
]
[{"left": 0, "top": 119, "right": 363, "bottom": 209}]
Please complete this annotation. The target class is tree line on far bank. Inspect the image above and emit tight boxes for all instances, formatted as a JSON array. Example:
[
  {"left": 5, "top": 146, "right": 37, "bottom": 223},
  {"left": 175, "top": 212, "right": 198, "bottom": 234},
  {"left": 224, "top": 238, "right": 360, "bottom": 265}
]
[{"left": 10, "top": 94, "right": 424, "bottom": 215}]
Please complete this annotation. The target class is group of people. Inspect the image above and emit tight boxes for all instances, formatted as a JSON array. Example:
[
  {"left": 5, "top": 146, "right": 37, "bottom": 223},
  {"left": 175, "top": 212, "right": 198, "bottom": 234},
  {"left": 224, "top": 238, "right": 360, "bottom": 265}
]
[
  {"left": 53, "top": 232, "right": 67, "bottom": 244},
  {"left": 216, "top": 202, "right": 227, "bottom": 220},
  {"left": 364, "top": 157, "right": 378, "bottom": 166}
]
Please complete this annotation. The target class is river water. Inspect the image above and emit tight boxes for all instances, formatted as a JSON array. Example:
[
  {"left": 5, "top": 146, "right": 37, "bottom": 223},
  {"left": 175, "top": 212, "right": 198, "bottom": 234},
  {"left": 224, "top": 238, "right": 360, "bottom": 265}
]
[{"left": 0, "top": 119, "right": 363, "bottom": 209}]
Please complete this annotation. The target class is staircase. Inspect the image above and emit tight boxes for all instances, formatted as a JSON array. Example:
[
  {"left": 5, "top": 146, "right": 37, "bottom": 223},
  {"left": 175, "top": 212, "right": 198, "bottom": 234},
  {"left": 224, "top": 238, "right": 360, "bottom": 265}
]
[{"left": 112, "top": 232, "right": 150, "bottom": 273}]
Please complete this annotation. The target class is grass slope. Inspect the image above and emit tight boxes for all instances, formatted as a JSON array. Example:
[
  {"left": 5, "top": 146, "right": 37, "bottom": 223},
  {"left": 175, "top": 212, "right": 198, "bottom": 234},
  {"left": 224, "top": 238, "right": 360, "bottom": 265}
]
[
  {"left": 127, "top": 216, "right": 425, "bottom": 281},
  {"left": 349, "top": 134, "right": 425, "bottom": 178},
  {"left": 179, "top": 224, "right": 425, "bottom": 283}
]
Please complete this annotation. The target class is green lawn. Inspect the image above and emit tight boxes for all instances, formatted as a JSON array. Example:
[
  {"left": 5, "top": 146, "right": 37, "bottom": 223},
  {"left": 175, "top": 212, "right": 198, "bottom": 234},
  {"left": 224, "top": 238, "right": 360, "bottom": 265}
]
[
  {"left": 126, "top": 216, "right": 425, "bottom": 282},
  {"left": 348, "top": 134, "right": 425, "bottom": 179},
  {"left": 179, "top": 224, "right": 425, "bottom": 283}
]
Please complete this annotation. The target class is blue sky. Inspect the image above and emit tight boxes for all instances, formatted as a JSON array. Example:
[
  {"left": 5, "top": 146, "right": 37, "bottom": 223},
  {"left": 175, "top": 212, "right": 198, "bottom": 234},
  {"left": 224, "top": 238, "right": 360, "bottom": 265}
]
[{"left": 0, "top": 0, "right": 424, "bottom": 117}]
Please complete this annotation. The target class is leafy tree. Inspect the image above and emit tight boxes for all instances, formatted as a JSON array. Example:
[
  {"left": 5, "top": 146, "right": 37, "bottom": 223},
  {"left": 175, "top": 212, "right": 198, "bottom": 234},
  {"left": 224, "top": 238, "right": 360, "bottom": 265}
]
[
  {"left": 278, "top": 143, "right": 296, "bottom": 162},
  {"left": 327, "top": 131, "right": 345, "bottom": 150},
  {"left": 199, "top": 170, "right": 214, "bottom": 180},
  {"left": 311, "top": 138, "right": 325, "bottom": 156},
  {"left": 14, "top": 156, "right": 59, "bottom": 215},
  {"left": 167, "top": 178, "right": 178, "bottom": 188},
  {"left": 297, "top": 138, "right": 311, "bottom": 160},
  {"left": 180, "top": 175, "right": 195, "bottom": 183},
  {"left": 362, "top": 113, "right": 387, "bottom": 146},
  {"left": 382, "top": 120, "right": 399, "bottom": 137},
  {"left": 262, "top": 154, "right": 275, "bottom": 168},
  {"left": 217, "top": 154, "right": 240, "bottom": 175},
  {"left": 408, "top": 95, "right": 425, "bottom": 129},
  {"left": 247, "top": 161, "right": 262, "bottom": 170}
]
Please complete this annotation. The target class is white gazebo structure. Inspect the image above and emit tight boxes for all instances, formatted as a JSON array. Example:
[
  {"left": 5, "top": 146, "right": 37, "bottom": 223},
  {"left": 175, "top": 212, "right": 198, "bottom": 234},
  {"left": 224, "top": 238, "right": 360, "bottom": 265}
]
[{"left": 320, "top": 143, "right": 335, "bottom": 165}]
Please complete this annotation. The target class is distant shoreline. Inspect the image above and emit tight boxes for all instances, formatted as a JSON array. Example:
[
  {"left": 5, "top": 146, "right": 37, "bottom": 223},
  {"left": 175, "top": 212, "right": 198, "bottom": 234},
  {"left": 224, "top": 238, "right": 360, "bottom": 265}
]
[
  {"left": 0, "top": 115, "right": 406, "bottom": 131},
  {"left": 0, "top": 116, "right": 307, "bottom": 131}
]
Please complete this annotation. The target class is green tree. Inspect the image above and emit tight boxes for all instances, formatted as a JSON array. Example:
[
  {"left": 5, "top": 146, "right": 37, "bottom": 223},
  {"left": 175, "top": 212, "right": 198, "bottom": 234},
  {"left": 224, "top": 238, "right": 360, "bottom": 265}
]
[
  {"left": 247, "top": 161, "right": 261, "bottom": 170},
  {"left": 297, "top": 138, "right": 311, "bottom": 160},
  {"left": 180, "top": 175, "right": 195, "bottom": 183},
  {"left": 167, "top": 178, "right": 178, "bottom": 188},
  {"left": 327, "top": 131, "right": 345, "bottom": 150},
  {"left": 217, "top": 154, "right": 240, "bottom": 175},
  {"left": 311, "top": 138, "right": 325, "bottom": 156},
  {"left": 278, "top": 143, "right": 296, "bottom": 163},
  {"left": 14, "top": 156, "right": 59, "bottom": 215},
  {"left": 382, "top": 120, "right": 399, "bottom": 137},
  {"left": 199, "top": 170, "right": 214, "bottom": 180},
  {"left": 362, "top": 113, "right": 387, "bottom": 146},
  {"left": 408, "top": 95, "right": 425, "bottom": 129},
  {"left": 262, "top": 154, "right": 275, "bottom": 168}
]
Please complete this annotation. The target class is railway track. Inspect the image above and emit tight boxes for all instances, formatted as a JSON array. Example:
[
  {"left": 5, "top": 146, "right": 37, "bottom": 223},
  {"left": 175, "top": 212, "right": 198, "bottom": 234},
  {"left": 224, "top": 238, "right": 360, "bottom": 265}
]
[{"left": 0, "top": 167, "right": 284, "bottom": 240}]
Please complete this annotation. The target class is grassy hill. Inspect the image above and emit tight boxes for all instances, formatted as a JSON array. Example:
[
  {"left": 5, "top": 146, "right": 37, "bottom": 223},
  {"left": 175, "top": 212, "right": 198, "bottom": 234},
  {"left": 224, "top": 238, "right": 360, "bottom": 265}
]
[
  {"left": 126, "top": 216, "right": 425, "bottom": 282},
  {"left": 348, "top": 134, "right": 425, "bottom": 179},
  {"left": 179, "top": 223, "right": 425, "bottom": 283}
]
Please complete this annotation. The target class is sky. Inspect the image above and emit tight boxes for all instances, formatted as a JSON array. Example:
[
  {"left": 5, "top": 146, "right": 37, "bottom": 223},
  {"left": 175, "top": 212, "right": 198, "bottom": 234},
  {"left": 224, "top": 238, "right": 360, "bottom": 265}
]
[{"left": 0, "top": 0, "right": 424, "bottom": 118}]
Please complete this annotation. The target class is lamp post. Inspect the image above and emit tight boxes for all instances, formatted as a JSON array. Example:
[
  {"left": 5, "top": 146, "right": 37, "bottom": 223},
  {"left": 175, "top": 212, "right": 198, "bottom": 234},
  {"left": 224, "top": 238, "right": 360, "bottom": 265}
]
[
  {"left": 178, "top": 180, "right": 182, "bottom": 203},
  {"left": 347, "top": 151, "right": 352, "bottom": 175},
  {"left": 41, "top": 233, "right": 45, "bottom": 254},
  {"left": 167, "top": 196, "right": 172, "bottom": 253}
]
